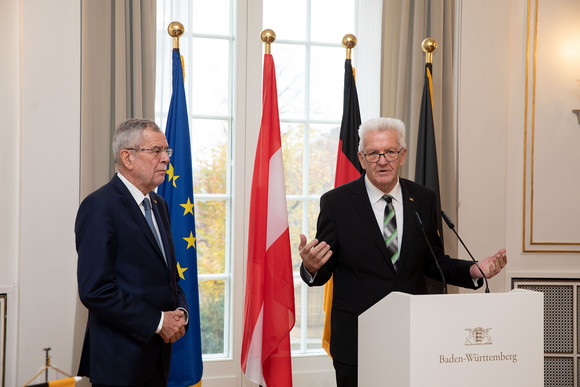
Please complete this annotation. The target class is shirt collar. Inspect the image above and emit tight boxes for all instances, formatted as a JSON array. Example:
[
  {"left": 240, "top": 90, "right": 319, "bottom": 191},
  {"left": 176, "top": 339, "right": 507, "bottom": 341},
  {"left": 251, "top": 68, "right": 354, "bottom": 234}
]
[
  {"left": 364, "top": 174, "right": 402, "bottom": 205},
  {"left": 117, "top": 172, "right": 150, "bottom": 206}
]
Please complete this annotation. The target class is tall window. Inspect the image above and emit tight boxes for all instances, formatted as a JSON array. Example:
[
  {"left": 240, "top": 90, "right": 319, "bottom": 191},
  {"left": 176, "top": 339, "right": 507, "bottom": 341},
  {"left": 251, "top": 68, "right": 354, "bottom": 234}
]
[
  {"left": 263, "top": 0, "right": 356, "bottom": 353},
  {"left": 156, "top": 0, "right": 364, "bottom": 363},
  {"left": 156, "top": 0, "right": 235, "bottom": 358}
]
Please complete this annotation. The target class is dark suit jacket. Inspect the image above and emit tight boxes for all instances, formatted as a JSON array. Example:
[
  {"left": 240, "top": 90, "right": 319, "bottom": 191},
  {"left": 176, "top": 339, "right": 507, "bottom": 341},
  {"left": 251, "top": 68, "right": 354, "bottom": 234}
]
[
  {"left": 76, "top": 174, "right": 188, "bottom": 385},
  {"left": 301, "top": 175, "right": 480, "bottom": 365}
]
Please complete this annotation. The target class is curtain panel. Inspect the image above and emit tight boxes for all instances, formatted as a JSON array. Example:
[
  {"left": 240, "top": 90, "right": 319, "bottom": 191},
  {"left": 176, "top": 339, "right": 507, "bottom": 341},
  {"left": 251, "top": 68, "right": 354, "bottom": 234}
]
[{"left": 381, "top": 0, "right": 458, "bottom": 260}]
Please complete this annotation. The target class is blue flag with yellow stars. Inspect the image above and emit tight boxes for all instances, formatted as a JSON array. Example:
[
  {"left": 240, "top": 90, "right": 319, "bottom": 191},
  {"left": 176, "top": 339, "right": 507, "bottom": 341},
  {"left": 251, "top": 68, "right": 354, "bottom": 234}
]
[{"left": 158, "top": 49, "right": 203, "bottom": 387}]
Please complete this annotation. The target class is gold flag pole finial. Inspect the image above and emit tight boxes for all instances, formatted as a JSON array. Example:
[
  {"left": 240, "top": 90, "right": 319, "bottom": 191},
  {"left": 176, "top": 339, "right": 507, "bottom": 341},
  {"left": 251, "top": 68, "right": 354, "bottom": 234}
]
[
  {"left": 422, "top": 37, "right": 438, "bottom": 64},
  {"left": 342, "top": 34, "right": 357, "bottom": 60},
  {"left": 261, "top": 29, "right": 276, "bottom": 54},
  {"left": 168, "top": 21, "right": 184, "bottom": 50}
]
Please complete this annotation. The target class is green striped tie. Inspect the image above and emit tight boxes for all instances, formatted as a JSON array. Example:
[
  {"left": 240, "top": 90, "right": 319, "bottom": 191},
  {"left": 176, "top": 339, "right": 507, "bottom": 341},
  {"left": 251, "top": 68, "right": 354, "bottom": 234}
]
[{"left": 383, "top": 195, "right": 399, "bottom": 269}]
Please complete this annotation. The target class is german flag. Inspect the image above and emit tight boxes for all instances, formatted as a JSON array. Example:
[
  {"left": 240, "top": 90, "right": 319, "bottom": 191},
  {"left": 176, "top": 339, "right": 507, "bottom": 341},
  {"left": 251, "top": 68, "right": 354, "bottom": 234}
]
[{"left": 322, "top": 58, "right": 363, "bottom": 356}]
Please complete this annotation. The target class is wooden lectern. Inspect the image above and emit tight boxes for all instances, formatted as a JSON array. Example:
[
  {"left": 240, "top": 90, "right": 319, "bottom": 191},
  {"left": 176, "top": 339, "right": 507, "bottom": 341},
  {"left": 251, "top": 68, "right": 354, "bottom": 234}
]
[{"left": 358, "top": 289, "right": 543, "bottom": 386}]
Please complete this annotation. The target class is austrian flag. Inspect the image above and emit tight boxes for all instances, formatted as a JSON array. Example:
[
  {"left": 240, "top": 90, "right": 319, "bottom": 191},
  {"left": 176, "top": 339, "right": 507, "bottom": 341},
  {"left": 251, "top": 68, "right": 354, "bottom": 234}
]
[{"left": 241, "top": 52, "right": 296, "bottom": 387}]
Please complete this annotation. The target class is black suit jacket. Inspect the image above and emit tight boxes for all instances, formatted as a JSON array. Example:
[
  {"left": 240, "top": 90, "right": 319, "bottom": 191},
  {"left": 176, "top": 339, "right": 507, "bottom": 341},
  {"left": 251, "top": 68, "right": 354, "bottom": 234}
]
[
  {"left": 301, "top": 175, "right": 480, "bottom": 365},
  {"left": 76, "top": 174, "right": 188, "bottom": 385}
]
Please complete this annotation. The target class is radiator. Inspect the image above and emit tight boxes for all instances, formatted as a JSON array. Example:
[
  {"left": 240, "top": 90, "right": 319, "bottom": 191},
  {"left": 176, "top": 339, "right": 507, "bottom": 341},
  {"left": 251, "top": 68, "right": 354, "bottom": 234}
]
[{"left": 513, "top": 279, "right": 579, "bottom": 387}]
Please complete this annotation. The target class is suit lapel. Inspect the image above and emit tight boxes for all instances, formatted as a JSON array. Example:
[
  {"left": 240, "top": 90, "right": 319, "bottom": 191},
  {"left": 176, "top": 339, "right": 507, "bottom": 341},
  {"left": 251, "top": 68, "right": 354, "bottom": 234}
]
[
  {"left": 112, "top": 176, "right": 169, "bottom": 266},
  {"left": 151, "top": 197, "right": 171, "bottom": 271},
  {"left": 398, "top": 179, "right": 418, "bottom": 272},
  {"left": 350, "top": 175, "right": 394, "bottom": 270}
]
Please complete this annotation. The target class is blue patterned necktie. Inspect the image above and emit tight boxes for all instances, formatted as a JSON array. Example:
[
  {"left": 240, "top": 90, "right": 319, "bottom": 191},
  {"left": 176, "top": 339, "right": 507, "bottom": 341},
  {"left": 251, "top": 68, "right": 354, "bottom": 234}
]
[{"left": 143, "top": 197, "right": 167, "bottom": 265}]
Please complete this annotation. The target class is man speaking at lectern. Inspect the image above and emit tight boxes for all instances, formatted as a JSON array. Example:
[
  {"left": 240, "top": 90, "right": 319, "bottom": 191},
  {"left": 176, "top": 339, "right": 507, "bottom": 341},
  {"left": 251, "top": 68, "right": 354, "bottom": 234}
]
[{"left": 298, "top": 117, "right": 507, "bottom": 387}]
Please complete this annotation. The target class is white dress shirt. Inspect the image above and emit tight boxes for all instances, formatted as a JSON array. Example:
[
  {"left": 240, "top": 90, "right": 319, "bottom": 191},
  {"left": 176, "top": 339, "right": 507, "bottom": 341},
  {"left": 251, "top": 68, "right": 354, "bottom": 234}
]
[{"left": 364, "top": 174, "right": 404, "bottom": 249}]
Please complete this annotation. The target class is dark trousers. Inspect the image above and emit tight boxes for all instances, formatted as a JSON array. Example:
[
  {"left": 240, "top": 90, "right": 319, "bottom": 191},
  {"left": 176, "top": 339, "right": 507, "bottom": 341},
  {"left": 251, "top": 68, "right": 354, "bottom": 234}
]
[
  {"left": 93, "top": 377, "right": 165, "bottom": 387},
  {"left": 333, "top": 359, "right": 358, "bottom": 387},
  {"left": 92, "top": 364, "right": 166, "bottom": 387}
]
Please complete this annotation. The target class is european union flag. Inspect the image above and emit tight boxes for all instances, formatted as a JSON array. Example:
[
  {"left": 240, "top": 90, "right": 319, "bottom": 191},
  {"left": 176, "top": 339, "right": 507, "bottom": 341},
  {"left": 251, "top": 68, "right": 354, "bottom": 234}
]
[{"left": 158, "top": 49, "right": 203, "bottom": 387}]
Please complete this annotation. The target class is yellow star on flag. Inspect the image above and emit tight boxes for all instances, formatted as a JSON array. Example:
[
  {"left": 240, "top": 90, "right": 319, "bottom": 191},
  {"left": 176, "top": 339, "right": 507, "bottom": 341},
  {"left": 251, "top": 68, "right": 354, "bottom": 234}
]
[
  {"left": 166, "top": 163, "right": 174, "bottom": 181},
  {"left": 183, "top": 231, "right": 196, "bottom": 249},
  {"left": 165, "top": 163, "right": 180, "bottom": 187},
  {"left": 180, "top": 198, "right": 194, "bottom": 216},
  {"left": 177, "top": 262, "right": 188, "bottom": 280}
]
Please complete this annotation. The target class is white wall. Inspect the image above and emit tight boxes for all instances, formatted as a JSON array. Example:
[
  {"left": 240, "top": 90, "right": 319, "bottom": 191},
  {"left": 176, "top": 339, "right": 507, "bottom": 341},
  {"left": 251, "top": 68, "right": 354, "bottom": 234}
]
[
  {"left": 0, "top": 0, "right": 81, "bottom": 385},
  {"left": 457, "top": 0, "right": 580, "bottom": 294},
  {"left": 0, "top": 0, "right": 21, "bottom": 287},
  {"left": 0, "top": 0, "right": 23, "bottom": 384},
  {"left": 456, "top": 0, "right": 511, "bottom": 293}
]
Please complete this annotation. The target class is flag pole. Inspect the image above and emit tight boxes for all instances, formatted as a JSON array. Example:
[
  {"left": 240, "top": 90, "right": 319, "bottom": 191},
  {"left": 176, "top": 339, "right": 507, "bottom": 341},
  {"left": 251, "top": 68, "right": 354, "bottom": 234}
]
[
  {"left": 261, "top": 28, "right": 276, "bottom": 54},
  {"left": 168, "top": 21, "right": 184, "bottom": 50},
  {"left": 243, "top": 27, "right": 295, "bottom": 387},
  {"left": 421, "top": 37, "right": 438, "bottom": 64},
  {"left": 342, "top": 34, "right": 357, "bottom": 59},
  {"left": 320, "top": 33, "right": 362, "bottom": 358},
  {"left": 418, "top": 37, "right": 446, "bottom": 294}
]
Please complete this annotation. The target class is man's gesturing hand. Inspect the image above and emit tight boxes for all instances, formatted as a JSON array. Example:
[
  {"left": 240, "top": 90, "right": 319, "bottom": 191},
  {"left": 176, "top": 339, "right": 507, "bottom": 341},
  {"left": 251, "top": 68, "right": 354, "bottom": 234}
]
[
  {"left": 470, "top": 248, "right": 508, "bottom": 279},
  {"left": 299, "top": 233, "right": 333, "bottom": 275}
]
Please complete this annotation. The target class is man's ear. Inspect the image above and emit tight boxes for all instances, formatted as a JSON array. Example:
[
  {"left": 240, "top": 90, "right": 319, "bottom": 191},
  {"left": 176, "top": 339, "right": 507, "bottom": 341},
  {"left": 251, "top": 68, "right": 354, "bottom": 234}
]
[
  {"left": 399, "top": 148, "right": 408, "bottom": 166},
  {"left": 357, "top": 152, "right": 366, "bottom": 170},
  {"left": 119, "top": 149, "right": 134, "bottom": 170}
]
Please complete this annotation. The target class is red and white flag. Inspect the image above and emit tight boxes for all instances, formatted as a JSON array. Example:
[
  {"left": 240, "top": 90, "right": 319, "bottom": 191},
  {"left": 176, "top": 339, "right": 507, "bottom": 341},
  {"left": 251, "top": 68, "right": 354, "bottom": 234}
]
[{"left": 241, "top": 52, "right": 295, "bottom": 387}]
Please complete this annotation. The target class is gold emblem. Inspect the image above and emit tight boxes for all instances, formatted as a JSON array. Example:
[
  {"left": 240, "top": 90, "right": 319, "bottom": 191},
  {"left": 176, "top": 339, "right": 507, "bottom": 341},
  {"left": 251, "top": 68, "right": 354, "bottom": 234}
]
[{"left": 465, "top": 327, "right": 493, "bottom": 345}]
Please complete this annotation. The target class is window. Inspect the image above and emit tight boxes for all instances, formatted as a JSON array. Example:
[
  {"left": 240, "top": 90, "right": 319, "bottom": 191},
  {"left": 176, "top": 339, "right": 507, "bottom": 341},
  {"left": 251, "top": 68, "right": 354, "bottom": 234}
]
[
  {"left": 263, "top": 0, "right": 356, "bottom": 354},
  {"left": 155, "top": 0, "right": 381, "bottom": 382},
  {"left": 156, "top": 0, "right": 235, "bottom": 358}
]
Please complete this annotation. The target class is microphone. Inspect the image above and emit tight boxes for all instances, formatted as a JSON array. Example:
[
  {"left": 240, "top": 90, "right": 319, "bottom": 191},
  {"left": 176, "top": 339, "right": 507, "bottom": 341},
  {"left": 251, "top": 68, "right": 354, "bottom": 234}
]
[
  {"left": 441, "top": 211, "right": 489, "bottom": 293},
  {"left": 414, "top": 211, "right": 447, "bottom": 294}
]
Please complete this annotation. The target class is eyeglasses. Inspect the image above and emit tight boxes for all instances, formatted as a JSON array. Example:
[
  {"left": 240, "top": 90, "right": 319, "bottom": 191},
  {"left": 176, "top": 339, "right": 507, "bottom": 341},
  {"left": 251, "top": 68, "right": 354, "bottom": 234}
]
[
  {"left": 362, "top": 149, "right": 403, "bottom": 163},
  {"left": 126, "top": 147, "right": 173, "bottom": 157}
]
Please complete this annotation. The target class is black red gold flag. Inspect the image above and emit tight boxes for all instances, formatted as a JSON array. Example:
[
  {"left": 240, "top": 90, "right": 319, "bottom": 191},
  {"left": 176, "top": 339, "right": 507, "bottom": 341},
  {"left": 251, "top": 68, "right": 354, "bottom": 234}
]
[{"left": 322, "top": 58, "right": 363, "bottom": 356}]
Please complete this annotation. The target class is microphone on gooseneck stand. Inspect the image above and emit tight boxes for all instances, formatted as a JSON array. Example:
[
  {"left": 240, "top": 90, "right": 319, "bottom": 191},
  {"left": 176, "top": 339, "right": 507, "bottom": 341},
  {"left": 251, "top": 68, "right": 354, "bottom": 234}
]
[
  {"left": 441, "top": 211, "right": 490, "bottom": 293},
  {"left": 414, "top": 211, "right": 447, "bottom": 294}
]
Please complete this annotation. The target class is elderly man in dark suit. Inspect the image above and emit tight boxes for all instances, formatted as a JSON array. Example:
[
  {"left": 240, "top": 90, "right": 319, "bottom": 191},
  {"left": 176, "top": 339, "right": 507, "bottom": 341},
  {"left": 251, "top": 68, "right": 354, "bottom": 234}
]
[
  {"left": 76, "top": 119, "right": 188, "bottom": 387},
  {"left": 299, "top": 117, "right": 507, "bottom": 387}
]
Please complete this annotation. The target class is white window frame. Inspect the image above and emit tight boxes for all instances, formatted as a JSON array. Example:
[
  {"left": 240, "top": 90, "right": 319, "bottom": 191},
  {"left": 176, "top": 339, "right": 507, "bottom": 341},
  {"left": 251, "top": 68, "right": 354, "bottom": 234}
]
[{"left": 155, "top": 0, "right": 382, "bottom": 384}]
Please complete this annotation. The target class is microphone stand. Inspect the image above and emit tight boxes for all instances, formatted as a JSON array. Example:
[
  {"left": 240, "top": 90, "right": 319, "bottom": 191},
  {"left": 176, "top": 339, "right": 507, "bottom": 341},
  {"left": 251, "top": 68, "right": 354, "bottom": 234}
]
[
  {"left": 441, "top": 211, "right": 489, "bottom": 293},
  {"left": 414, "top": 212, "right": 447, "bottom": 294}
]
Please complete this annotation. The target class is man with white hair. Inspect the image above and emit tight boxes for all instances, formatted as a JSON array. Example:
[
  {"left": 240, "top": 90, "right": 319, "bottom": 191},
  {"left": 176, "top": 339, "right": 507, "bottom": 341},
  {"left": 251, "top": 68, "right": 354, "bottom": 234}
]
[
  {"left": 299, "top": 117, "right": 507, "bottom": 387},
  {"left": 76, "top": 119, "right": 188, "bottom": 386}
]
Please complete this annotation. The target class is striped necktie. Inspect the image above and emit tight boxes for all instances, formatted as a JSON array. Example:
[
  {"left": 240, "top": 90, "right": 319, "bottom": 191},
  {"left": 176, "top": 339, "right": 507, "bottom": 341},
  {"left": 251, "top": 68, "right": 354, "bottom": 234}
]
[{"left": 382, "top": 194, "right": 399, "bottom": 269}]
